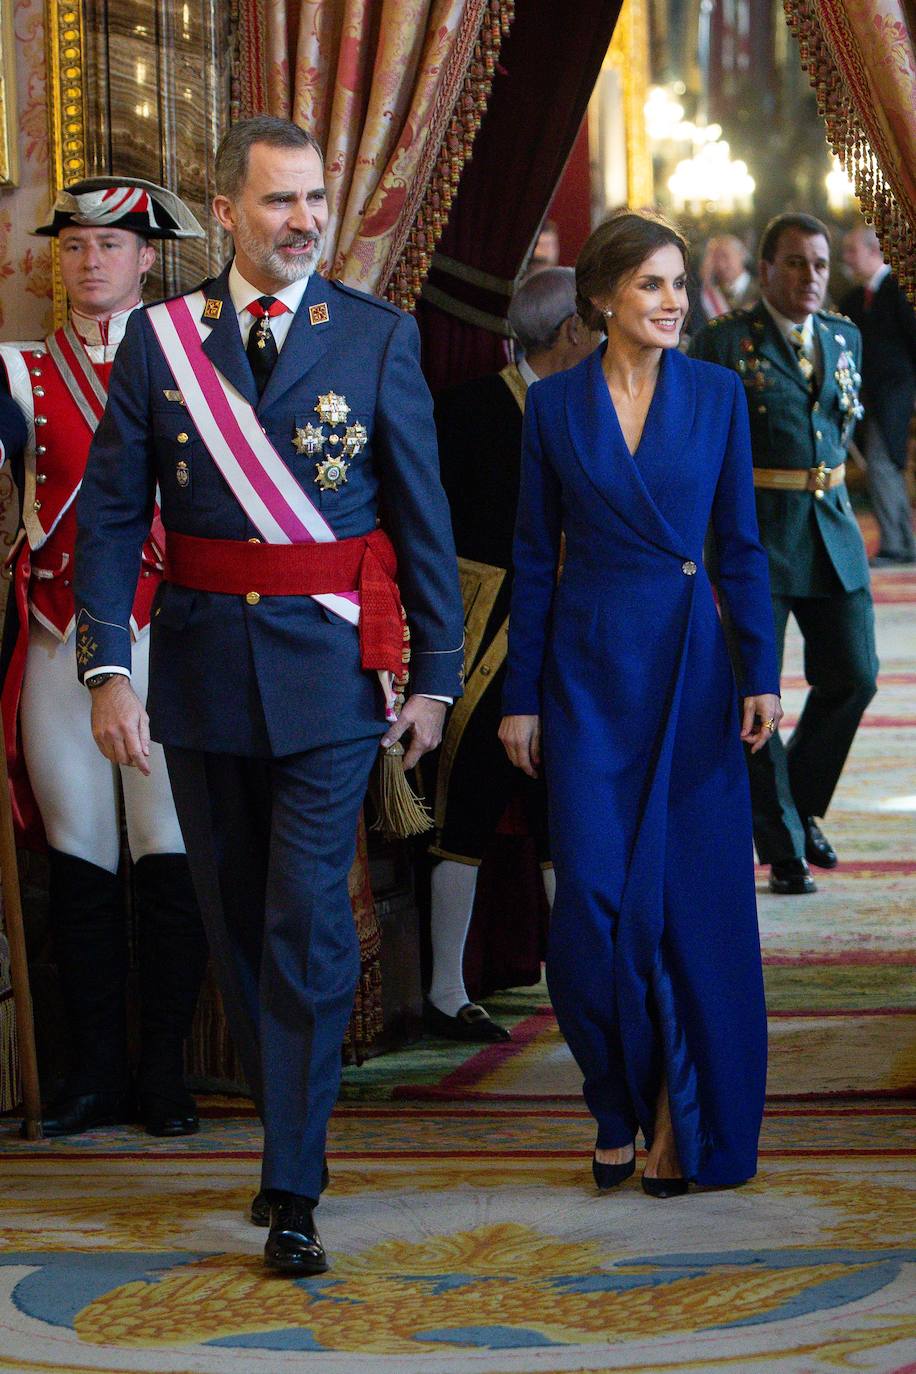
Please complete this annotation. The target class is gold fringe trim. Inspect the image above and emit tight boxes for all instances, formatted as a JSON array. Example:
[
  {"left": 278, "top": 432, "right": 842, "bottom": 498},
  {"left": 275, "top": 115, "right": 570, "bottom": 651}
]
[
  {"left": 783, "top": 0, "right": 916, "bottom": 302},
  {"left": 385, "top": 0, "right": 516, "bottom": 311},
  {"left": 0, "top": 995, "right": 19, "bottom": 1114},
  {"left": 342, "top": 956, "right": 383, "bottom": 1066}
]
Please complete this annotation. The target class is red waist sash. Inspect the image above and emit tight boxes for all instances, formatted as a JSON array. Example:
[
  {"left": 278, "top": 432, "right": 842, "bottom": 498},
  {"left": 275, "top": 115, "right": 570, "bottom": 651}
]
[{"left": 163, "top": 527, "right": 406, "bottom": 679}]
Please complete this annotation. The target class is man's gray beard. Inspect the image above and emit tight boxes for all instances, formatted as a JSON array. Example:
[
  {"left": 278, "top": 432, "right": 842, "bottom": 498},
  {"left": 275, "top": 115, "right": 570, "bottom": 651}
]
[{"left": 236, "top": 220, "right": 324, "bottom": 285}]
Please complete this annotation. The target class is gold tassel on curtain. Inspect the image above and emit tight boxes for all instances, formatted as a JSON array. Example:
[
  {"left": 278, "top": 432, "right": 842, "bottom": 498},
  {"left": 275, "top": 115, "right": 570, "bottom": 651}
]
[
  {"left": 783, "top": 0, "right": 916, "bottom": 302},
  {"left": 385, "top": 1, "right": 515, "bottom": 310}
]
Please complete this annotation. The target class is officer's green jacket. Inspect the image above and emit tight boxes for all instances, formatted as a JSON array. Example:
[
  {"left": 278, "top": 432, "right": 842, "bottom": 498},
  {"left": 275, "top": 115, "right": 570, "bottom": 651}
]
[{"left": 689, "top": 300, "right": 869, "bottom": 597}]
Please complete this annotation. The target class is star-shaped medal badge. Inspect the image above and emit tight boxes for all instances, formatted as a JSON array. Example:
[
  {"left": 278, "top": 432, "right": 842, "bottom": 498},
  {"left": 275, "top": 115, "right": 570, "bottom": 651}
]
[
  {"left": 315, "top": 392, "right": 350, "bottom": 426},
  {"left": 293, "top": 422, "right": 326, "bottom": 457},
  {"left": 315, "top": 456, "right": 350, "bottom": 491},
  {"left": 342, "top": 422, "right": 368, "bottom": 458}
]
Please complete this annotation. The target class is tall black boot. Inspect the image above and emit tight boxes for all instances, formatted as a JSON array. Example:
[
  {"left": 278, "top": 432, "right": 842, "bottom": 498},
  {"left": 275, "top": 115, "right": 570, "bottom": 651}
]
[
  {"left": 33, "top": 849, "right": 134, "bottom": 1137},
  {"left": 134, "top": 852, "right": 209, "bottom": 1136}
]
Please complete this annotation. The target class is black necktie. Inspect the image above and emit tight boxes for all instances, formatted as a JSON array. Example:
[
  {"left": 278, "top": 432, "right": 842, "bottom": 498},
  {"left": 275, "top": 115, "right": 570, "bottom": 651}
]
[{"left": 246, "top": 295, "right": 282, "bottom": 398}]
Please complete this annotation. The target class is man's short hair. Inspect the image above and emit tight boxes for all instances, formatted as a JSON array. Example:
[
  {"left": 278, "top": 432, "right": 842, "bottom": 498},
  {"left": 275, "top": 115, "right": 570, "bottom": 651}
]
[
  {"left": 509, "top": 267, "right": 578, "bottom": 355},
  {"left": 759, "top": 213, "right": 831, "bottom": 263},
  {"left": 215, "top": 117, "right": 323, "bottom": 199}
]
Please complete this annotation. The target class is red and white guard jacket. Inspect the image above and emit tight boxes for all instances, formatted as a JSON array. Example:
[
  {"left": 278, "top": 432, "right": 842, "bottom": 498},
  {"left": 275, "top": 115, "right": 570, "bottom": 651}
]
[{"left": 0, "top": 305, "right": 164, "bottom": 842}]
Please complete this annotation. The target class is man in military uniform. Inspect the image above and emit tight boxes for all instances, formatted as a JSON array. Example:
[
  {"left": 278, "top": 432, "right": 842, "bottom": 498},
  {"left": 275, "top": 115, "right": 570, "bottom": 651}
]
[
  {"left": 0, "top": 179, "right": 209, "bottom": 1136},
  {"left": 428, "top": 268, "right": 596, "bottom": 1042},
  {"left": 75, "top": 117, "right": 464, "bottom": 1275},
  {"left": 690, "top": 212, "right": 878, "bottom": 895}
]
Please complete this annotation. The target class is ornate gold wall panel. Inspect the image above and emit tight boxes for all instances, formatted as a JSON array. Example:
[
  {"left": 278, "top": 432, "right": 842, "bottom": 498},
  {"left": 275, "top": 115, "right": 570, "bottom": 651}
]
[
  {"left": 611, "top": 0, "right": 653, "bottom": 207},
  {"left": 45, "top": 0, "right": 88, "bottom": 322},
  {"left": 45, "top": 0, "right": 231, "bottom": 318},
  {"left": 0, "top": 0, "right": 21, "bottom": 186}
]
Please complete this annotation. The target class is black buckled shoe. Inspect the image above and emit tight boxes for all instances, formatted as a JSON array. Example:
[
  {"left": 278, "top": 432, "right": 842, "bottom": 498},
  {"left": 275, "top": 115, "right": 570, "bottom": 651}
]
[
  {"left": 23, "top": 1085, "right": 135, "bottom": 1139},
  {"left": 423, "top": 998, "right": 511, "bottom": 1043},
  {"left": 803, "top": 817, "right": 838, "bottom": 869},
  {"left": 251, "top": 1159, "right": 330, "bottom": 1226},
  {"left": 264, "top": 1194, "right": 328, "bottom": 1275},
  {"left": 769, "top": 858, "right": 817, "bottom": 895},
  {"left": 139, "top": 1086, "right": 200, "bottom": 1137}
]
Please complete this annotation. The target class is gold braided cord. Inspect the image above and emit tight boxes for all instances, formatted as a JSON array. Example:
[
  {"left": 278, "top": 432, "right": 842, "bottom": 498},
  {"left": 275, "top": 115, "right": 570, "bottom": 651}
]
[
  {"left": 784, "top": 0, "right": 916, "bottom": 302},
  {"left": 385, "top": 1, "right": 515, "bottom": 311}
]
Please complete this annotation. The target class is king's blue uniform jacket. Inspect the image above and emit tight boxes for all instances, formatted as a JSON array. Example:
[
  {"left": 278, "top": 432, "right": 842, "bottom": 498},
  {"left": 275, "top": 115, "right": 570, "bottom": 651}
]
[
  {"left": 72, "top": 263, "right": 464, "bottom": 1202},
  {"left": 74, "top": 265, "right": 465, "bottom": 751}
]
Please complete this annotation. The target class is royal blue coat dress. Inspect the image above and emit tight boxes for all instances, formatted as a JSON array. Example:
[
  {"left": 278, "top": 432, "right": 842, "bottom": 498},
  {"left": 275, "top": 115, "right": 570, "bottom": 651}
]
[{"left": 502, "top": 344, "right": 780, "bottom": 1186}]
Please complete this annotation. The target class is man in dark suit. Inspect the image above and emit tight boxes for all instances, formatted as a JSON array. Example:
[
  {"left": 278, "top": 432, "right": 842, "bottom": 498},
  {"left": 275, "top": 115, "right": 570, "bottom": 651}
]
[
  {"left": 691, "top": 212, "right": 878, "bottom": 895},
  {"left": 74, "top": 117, "right": 464, "bottom": 1275},
  {"left": 842, "top": 225, "right": 916, "bottom": 566}
]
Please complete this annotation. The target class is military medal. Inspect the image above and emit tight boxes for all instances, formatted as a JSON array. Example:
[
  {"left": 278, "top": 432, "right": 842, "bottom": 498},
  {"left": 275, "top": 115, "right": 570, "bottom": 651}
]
[
  {"left": 176, "top": 459, "right": 190, "bottom": 487},
  {"left": 342, "top": 422, "right": 367, "bottom": 457},
  {"left": 315, "top": 391, "right": 350, "bottom": 425},
  {"left": 315, "top": 456, "right": 350, "bottom": 491},
  {"left": 300, "top": 393, "right": 359, "bottom": 491},
  {"left": 293, "top": 423, "right": 326, "bottom": 457}
]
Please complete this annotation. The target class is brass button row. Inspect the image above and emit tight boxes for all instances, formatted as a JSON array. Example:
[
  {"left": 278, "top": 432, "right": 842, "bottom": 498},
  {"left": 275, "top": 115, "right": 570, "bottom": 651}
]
[{"left": 246, "top": 537, "right": 261, "bottom": 602}]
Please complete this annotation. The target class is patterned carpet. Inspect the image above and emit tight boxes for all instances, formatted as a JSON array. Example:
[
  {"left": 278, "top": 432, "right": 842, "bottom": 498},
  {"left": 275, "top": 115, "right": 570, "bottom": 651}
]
[{"left": 0, "top": 562, "right": 913, "bottom": 1371}]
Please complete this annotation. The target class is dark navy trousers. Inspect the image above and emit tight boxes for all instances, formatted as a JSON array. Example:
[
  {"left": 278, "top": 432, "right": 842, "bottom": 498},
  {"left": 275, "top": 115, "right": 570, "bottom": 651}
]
[{"left": 165, "top": 735, "right": 379, "bottom": 1200}]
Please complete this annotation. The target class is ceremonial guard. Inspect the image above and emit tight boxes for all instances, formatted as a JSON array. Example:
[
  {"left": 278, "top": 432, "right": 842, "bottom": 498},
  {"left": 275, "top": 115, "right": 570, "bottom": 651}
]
[
  {"left": 0, "top": 178, "right": 209, "bottom": 1136},
  {"left": 428, "top": 268, "right": 595, "bottom": 1041},
  {"left": 75, "top": 118, "right": 464, "bottom": 1275},
  {"left": 691, "top": 212, "right": 878, "bottom": 894}
]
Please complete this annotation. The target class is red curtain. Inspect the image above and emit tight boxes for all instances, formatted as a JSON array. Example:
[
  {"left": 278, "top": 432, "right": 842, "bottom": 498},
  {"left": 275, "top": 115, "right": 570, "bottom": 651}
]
[{"left": 416, "top": 0, "right": 624, "bottom": 394}]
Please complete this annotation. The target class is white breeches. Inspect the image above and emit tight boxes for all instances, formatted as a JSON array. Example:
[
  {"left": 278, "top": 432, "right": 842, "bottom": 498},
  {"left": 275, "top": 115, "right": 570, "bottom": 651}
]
[{"left": 20, "top": 619, "right": 185, "bottom": 871}]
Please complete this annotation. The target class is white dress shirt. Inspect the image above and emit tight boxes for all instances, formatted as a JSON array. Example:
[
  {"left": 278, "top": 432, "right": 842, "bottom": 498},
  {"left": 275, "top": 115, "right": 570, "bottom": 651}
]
[
  {"left": 228, "top": 262, "right": 309, "bottom": 350},
  {"left": 762, "top": 295, "right": 821, "bottom": 382}
]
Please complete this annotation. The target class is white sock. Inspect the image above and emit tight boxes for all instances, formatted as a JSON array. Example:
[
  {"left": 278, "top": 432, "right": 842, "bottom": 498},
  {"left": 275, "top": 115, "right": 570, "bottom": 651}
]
[
  {"left": 428, "top": 859, "right": 479, "bottom": 1017},
  {"left": 541, "top": 866, "right": 556, "bottom": 910}
]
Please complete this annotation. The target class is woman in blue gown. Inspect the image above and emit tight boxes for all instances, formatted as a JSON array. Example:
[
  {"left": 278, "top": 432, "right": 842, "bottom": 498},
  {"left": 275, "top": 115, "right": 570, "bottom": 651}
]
[{"left": 500, "top": 211, "right": 782, "bottom": 1196}]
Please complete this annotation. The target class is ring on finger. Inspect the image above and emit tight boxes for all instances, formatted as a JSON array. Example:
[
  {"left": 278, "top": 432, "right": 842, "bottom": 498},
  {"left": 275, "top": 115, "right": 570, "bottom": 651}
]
[{"left": 764, "top": 717, "right": 777, "bottom": 733}]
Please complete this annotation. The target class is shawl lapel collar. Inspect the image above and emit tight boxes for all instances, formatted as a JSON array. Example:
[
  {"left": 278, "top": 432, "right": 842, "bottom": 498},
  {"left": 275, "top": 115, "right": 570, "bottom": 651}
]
[
  {"left": 198, "top": 264, "right": 259, "bottom": 408},
  {"left": 564, "top": 345, "right": 688, "bottom": 558},
  {"left": 258, "top": 273, "right": 333, "bottom": 413}
]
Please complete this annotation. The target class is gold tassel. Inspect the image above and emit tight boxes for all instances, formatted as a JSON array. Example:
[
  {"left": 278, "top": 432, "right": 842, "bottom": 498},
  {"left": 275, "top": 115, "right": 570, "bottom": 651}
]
[{"left": 370, "top": 740, "right": 433, "bottom": 840}]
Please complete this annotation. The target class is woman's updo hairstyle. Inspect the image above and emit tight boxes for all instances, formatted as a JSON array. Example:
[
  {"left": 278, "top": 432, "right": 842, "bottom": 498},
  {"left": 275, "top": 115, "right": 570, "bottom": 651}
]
[{"left": 576, "top": 208, "right": 690, "bottom": 333}]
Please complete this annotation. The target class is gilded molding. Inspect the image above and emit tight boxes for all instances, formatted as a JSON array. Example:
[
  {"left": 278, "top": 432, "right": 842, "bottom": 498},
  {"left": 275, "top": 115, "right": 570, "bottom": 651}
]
[
  {"left": 0, "top": 0, "right": 19, "bottom": 186},
  {"left": 606, "top": 0, "right": 654, "bottom": 208},
  {"left": 45, "top": 0, "right": 88, "bottom": 324}
]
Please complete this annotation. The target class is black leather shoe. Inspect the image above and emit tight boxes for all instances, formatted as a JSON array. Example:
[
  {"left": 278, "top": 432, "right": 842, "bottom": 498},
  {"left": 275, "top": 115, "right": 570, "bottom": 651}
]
[
  {"left": 264, "top": 1194, "right": 328, "bottom": 1274},
  {"left": 251, "top": 1159, "right": 330, "bottom": 1226},
  {"left": 139, "top": 1087, "right": 199, "bottom": 1137},
  {"left": 423, "top": 998, "right": 511, "bottom": 1043},
  {"left": 23, "top": 1086, "right": 135, "bottom": 1138},
  {"left": 769, "top": 858, "right": 817, "bottom": 895},
  {"left": 803, "top": 817, "right": 838, "bottom": 869},
  {"left": 592, "top": 1148, "right": 636, "bottom": 1191},
  {"left": 641, "top": 1174, "right": 689, "bottom": 1199}
]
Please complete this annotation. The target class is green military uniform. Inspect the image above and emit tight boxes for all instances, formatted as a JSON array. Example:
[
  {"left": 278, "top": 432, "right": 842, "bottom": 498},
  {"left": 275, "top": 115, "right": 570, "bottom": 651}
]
[{"left": 690, "top": 299, "right": 878, "bottom": 863}]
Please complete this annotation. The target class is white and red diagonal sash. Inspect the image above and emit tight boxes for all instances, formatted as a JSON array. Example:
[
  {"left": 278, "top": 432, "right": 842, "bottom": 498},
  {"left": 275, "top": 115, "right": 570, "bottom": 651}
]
[
  {"left": 45, "top": 324, "right": 108, "bottom": 433},
  {"left": 146, "top": 291, "right": 397, "bottom": 716}
]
